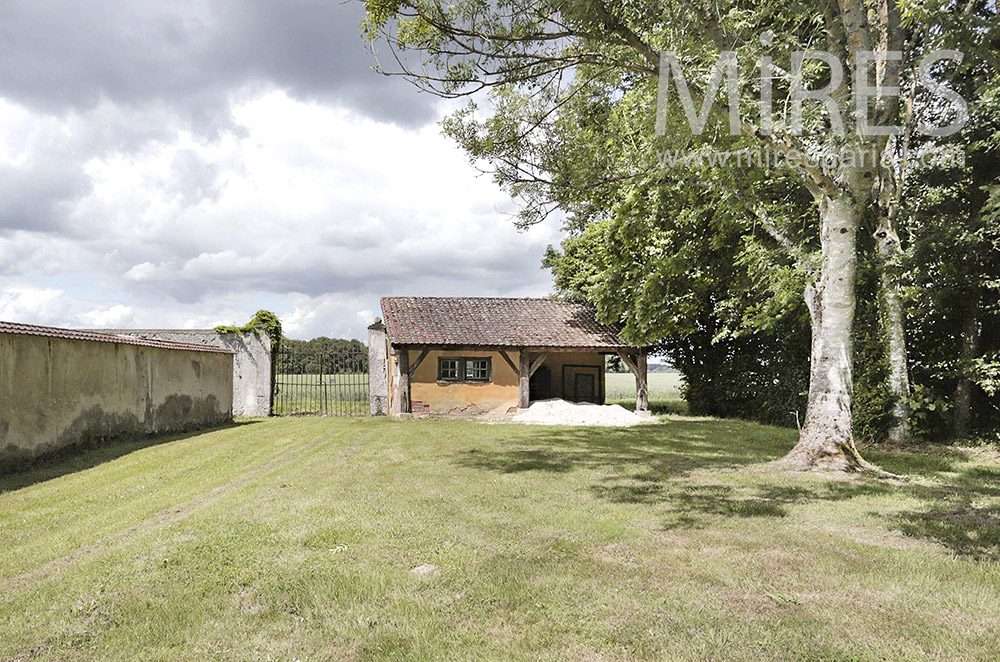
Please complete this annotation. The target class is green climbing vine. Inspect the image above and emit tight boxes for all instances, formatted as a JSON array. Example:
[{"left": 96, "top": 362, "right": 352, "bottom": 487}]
[
  {"left": 217, "top": 310, "right": 283, "bottom": 416},
  {"left": 215, "top": 310, "right": 282, "bottom": 341}
]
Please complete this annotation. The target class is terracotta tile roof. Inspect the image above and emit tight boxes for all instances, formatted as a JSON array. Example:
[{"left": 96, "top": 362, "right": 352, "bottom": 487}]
[
  {"left": 380, "top": 297, "right": 632, "bottom": 349},
  {"left": 0, "top": 320, "right": 234, "bottom": 354}
]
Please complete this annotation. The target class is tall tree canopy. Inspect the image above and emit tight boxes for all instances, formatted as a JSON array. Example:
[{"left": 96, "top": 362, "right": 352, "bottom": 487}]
[{"left": 365, "top": 0, "right": 997, "bottom": 470}]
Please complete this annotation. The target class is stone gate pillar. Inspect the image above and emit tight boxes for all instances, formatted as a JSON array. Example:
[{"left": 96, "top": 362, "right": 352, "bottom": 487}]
[{"left": 368, "top": 318, "right": 389, "bottom": 416}]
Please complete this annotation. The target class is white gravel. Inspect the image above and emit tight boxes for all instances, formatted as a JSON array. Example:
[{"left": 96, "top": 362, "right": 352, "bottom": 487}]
[{"left": 508, "top": 398, "right": 656, "bottom": 427}]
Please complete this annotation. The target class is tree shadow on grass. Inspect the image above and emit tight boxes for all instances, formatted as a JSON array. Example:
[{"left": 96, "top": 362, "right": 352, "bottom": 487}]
[
  {"left": 896, "top": 505, "right": 1000, "bottom": 560},
  {"left": 458, "top": 419, "right": 801, "bottom": 516},
  {"left": 591, "top": 476, "right": 891, "bottom": 529},
  {"left": 889, "top": 464, "right": 1000, "bottom": 560},
  {"left": 0, "top": 420, "right": 260, "bottom": 494},
  {"left": 458, "top": 418, "right": 795, "bottom": 480},
  {"left": 864, "top": 443, "right": 972, "bottom": 476},
  {"left": 457, "top": 420, "right": 1000, "bottom": 560}
]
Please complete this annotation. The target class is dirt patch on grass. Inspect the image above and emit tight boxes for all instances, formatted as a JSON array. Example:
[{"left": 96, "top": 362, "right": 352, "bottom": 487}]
[
  {"left": 233, "top": 586, "right": 267, "bottom": 614},
  {"left": 844, "top": 524, "right": 942, "bottom": 552},
  {"left": 594, "top": 543, "right": 639, "bottom": 567},
  {"left": 410, "top": 563, "right": 441, "bottom": 578}
]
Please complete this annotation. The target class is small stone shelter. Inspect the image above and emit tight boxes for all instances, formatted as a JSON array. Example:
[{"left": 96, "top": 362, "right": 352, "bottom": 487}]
[{"left": 368, "top": 297, "right": 648, "bottom": 416}]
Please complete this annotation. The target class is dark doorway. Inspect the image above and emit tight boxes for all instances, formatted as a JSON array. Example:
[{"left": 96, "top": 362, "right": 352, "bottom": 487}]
[{"left": 529, "top": 365, "right": 552, "bottom": 401}]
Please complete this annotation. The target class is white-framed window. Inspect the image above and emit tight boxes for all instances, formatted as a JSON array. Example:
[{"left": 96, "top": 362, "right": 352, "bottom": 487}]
[
  {"left": 437, "top": 357, "right": 491, "bottom": 382},
  {"left": 438, "top": 357, "right": 460, "bottom": 381},
  {"left": 465, "top": 358, "right": 490, "bottom": 381}
]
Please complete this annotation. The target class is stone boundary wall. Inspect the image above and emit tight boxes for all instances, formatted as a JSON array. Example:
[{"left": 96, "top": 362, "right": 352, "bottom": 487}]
[
  {"left": 1, "top": 325, "right": 233, "bottom": 468},
  {"left": 101, "top": 329, "right": 272, "bottom": 417}
]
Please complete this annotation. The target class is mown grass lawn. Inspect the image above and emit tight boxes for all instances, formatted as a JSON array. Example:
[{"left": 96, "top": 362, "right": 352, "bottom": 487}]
[{"left": 2, "top": 416, "right": 999, "bottom": 661}]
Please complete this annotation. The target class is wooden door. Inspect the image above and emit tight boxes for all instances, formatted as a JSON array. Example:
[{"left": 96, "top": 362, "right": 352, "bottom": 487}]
[{"left": 563, "top": 365, "right": 602, "bottom": 404}]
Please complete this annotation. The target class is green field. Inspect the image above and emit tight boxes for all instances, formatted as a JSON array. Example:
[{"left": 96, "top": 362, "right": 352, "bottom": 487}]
[
  {"left": 274, "top": 373, "right": 369, "bottom": 415},
  {"left": 2, "top": 416, "right": 999, "bottom": 660},
  {"left": 605, "top": 371, "right": 686, "bottom": 413},
  {"left": 604, "top": 370, "right": 684, "bottom": 400},
  {"left": 274, "top": 371, "right": 687, "bottom": 416}
]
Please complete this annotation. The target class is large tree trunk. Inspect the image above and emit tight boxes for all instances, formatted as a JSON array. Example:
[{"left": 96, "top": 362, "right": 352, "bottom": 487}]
[
  {"left": 953, "top": 301, "right": 980, "bottom": 439},
  {"left": 875, "top": 217, "right": 911, "bottom": 443},
  {"left": 778, "top": 194, "right": 871, "bottom": 471}
]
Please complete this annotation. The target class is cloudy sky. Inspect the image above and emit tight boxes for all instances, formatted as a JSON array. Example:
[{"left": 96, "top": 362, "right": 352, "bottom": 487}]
[{"left": 0, "top": 0, "right": 560, "bottom": 340}]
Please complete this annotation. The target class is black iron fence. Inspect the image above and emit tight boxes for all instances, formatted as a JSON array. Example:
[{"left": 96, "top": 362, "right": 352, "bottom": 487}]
[{"left": 273, "top": 347, "right": 368, "bottom": 416}]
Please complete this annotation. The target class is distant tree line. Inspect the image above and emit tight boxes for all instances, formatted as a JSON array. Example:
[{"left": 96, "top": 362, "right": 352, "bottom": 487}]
[{"left": 278, "top": 337, "right": 368, "bottom": 374}]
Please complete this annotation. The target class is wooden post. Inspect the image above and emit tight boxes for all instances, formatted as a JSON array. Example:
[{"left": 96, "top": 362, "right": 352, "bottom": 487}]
[
  {"left": 528, "top": 353, "right": 547, "bottom": 377},
  {"left": 409, "top": 348, "right": 430, "bottom": 377},
  {"left": 518, "top": 349, "right": 531, "bottom": 409},
  {"left": 397, "top": 349, "right": 411, "bottom": 414},
  {"left": 635, "top": 351, "right": 648, "bottom": 412}
]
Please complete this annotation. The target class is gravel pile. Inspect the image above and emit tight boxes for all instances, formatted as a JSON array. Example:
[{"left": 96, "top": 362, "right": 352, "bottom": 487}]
[{"left": 509, "top": 398, "right": 655, "bottom": 427}]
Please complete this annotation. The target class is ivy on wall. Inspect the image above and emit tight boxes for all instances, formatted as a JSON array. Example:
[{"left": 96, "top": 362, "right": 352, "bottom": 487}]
[
  {"left": 215, "top": 310, "right": 282, "bottom": 344},
  {"left": 216, "top": 311, "right": 283, "bottom": 415}
]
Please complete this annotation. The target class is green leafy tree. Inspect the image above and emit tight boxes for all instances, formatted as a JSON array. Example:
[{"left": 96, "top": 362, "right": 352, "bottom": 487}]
[
  {"left": 901, "top": 74, "right": 1000, "bottom": 439},
  {"left": 365, "top": 0, "right": 984, "bottom": 470},
  {"left": 279, "top": 337, "right": 368, "bottom": 374},
  {"left": 544, "top": 174, "right": 814, "bottom": 427}
]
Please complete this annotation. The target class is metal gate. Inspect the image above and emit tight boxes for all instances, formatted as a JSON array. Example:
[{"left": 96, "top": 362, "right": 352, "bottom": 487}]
[{"left": 272, "top": 347, "right": 368, "bottom": 416}]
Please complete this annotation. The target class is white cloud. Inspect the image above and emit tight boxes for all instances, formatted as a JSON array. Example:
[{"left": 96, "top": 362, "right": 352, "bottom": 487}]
[
  {"left": 2, "top": 87, "right": 559, "bottom": 342},
  {"left": 0, "top": 287, "right": 70, "bottom": 325},
  {"left": 280, "top": 293, "right": 378, "bottom": 340},
  {"left": 0, "top": 1, "right": 569, "bottom": 341},
  {"left": 78, "top": 304, "right": 135, "bottom": 328},
  {"left": 123, "top": 261, "right": 159, "bottom": 281}
]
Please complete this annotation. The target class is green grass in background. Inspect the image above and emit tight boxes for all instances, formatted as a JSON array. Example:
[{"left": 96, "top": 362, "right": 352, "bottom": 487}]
[
  {"left": 271, "top": 371, "right": 687, "bottom": 416},
  {"left": 605, "top": 371, "right": 687, "bottom": 414},
  {"left": 274, "top": 373, "right": 369, "bottom": 415}
]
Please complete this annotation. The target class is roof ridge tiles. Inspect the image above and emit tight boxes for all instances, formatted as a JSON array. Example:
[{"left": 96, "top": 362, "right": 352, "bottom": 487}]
[
  {"left": 0, "top": 320, "right": 233, "bottom": 354},
  {"left": 379, "top": 296, "right": 631, "bottom": 349}
]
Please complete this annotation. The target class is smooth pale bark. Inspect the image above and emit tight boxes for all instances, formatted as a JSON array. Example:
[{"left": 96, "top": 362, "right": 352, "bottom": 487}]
[
  {"left": 635, "top": 351, "right": 648, "bottom": 412},
  {"left": 778, "top": 194, "right": 871, "bottom": 471},
  {"left": 875, "top": 217, "right": 912, "bottom": 443},
  {"left": 616, "top": 350, "right": 649, "bottom": 411}
]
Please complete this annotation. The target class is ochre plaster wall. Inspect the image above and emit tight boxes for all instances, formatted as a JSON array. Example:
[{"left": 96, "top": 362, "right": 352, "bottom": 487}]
[
  {"left": 390, "top": 348, "right": 519, "bottom": 414},
  {"left": 386, "top": 347, "right": 607, "bottom": 414}
]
